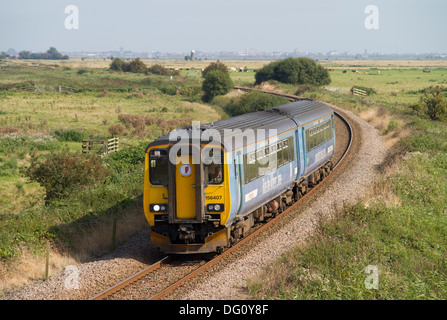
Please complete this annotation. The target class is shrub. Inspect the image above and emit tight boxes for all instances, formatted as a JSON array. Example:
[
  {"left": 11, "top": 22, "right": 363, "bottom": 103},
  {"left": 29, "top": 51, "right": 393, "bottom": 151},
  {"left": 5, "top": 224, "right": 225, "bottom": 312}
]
[
  {"left": 202, "top": 61, "right": 229, "bottom": 78},
  {"left": 420, "top": 86, "right": 447, "bottom": 121},
  {"left": 108, "top": 124, "right": 125, "bottom": 136},
  {"left": 110, "top": 58, "right": 126, "bottom": 72},
  {"left": 254, "top": 57, "right": 331, "bottom": 86},
  {"left": 109, "top": 57, "right": 147, "bottom": 74},
  {"left": 147, "top": 64, "right": 179, "bottom": 76},
  {"left": 224, "top": 91, "right": 289, "bottom": 116},
  {"left": 26, "top": 151, "right": 111, "bottom": 203},
  {"left": 202, "top": 70, "right": 233, "bottom": 102},
  {"left": 53, "top": 128, "right": 88, "bottom": 142},
  {"left": 127, "top": 58, "right": 147, "bottom": 74},
  {"left": 254, "top": 61, "right": 279, "bottom": 85}
]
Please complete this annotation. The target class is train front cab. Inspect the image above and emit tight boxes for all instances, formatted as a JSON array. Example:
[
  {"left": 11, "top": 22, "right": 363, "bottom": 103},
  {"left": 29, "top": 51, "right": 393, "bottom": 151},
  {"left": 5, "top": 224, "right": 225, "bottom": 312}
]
[{"left": 144, "top": 143, "right": 231, "bottom": 254}]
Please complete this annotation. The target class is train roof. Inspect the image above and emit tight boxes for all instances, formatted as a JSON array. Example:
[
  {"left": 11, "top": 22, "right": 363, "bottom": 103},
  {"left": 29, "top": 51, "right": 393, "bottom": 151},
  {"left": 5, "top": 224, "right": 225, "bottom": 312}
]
[
  {"left": 269, "top": 99, "right": 334, "bottom": 126},
  {"left": 147, "top": 98, "right": 333, "bottom": 152}
]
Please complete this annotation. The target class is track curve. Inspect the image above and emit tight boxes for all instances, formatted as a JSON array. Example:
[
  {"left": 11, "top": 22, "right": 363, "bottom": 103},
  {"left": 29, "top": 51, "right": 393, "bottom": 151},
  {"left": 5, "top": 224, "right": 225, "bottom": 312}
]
[{"left": 89, "top": 87, "right": 354, "bottom": 301}]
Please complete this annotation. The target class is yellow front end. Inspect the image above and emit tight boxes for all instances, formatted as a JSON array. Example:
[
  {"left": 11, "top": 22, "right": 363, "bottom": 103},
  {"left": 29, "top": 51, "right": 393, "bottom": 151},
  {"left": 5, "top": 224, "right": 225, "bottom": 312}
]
[{"left": 144, "top": 145, "right": 232, "bottom": 254}]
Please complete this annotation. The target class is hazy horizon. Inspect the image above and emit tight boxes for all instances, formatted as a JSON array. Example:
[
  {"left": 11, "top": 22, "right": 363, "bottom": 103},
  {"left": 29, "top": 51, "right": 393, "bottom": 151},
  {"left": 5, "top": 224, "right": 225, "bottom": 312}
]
[{"left": 1, "top": 0, "right": 446, "bottom": 54}]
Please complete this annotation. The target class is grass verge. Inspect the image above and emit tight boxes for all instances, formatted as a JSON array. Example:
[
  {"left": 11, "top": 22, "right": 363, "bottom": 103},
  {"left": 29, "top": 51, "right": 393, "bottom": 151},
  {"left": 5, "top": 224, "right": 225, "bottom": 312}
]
[{"left": 247, "top": 88, "right": 447, "bottom": 300}]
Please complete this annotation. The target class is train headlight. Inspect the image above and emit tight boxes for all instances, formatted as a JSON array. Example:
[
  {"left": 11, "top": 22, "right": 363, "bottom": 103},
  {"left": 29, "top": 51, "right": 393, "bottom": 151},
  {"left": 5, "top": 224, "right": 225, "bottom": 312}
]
[
  {"left": 206, "top": 203, "right": 224, "bottom": 212},
  {"left": 150, "top": 204, "right": 167, "bottom": 212}
]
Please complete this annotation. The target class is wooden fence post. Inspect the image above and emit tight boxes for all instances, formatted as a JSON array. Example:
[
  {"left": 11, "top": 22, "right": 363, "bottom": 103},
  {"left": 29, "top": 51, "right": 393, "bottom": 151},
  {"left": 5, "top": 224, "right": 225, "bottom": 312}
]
[{"left": 45, "top": 242, "right": 50, "bottom": 280}]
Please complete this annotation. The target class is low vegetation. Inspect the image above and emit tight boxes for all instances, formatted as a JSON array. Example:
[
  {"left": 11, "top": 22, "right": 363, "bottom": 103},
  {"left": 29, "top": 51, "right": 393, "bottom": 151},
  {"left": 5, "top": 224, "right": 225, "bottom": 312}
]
[
  {"left": 220, "top": 91, "right": 289, "bottom": 116},
  {"left": 246, "top": 66, "right": 447, "bottom": 300}
]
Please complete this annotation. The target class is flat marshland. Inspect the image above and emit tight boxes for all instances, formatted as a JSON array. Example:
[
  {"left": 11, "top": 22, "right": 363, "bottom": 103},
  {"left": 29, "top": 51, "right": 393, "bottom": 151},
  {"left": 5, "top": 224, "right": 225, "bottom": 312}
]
[{"left": 1, "top": 58, "right": 446, "bottom": 299}]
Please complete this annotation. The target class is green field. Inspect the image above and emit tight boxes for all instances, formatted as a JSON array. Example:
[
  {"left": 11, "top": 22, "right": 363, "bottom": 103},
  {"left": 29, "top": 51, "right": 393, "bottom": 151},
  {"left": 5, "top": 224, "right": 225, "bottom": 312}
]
[{"left": 1, "top": 58, "right": 446, "bottom": 298}]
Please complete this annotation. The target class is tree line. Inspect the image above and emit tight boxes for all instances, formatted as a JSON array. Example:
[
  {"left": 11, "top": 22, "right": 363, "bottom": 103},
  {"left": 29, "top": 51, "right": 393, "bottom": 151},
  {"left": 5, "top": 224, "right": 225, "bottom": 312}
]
[
  {"left": 109, "top": 57, "right": 180, "bottom": 76},
  {"left": 18, "top": 47, "right": 69, "bottom": 60}
]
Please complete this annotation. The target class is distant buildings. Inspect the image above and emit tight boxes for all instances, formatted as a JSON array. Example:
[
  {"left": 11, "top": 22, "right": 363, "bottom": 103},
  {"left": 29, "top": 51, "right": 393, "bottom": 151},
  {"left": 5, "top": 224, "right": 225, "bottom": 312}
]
[{"left": 3, "top": 47, "right": 446, "bottom": 61}]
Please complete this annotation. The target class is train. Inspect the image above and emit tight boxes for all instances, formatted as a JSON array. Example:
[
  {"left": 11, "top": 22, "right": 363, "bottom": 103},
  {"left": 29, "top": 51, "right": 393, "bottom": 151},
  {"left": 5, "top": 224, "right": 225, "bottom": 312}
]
[{"left": 143, "top": 98, "right": 336, "bottom": 254}]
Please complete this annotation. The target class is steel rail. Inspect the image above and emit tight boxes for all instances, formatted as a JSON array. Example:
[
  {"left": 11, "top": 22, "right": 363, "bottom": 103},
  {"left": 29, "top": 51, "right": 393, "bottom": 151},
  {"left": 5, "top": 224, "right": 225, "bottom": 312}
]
[{"left": 89, "top": 256, "right": 171, "bottom": 300}]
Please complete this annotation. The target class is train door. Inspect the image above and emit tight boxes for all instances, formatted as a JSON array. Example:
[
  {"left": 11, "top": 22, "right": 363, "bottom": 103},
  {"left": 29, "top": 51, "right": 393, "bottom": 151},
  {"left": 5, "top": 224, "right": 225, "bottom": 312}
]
[
  {"left": 235, "top": 151, "right": 243, "bottom": 214},
  {"left": 175, "top": 154, "right": 196, "bottom": 219},
  {"left": 168, "top": 146, "right": 204, "bottom": 223},
  {"left": 294, "top": 130, "right": 301, "bottom": 179}
]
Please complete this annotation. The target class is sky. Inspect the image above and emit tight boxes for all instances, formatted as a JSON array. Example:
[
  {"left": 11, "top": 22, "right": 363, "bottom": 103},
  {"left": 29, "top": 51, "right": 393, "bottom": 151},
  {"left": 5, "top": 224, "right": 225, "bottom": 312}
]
[{"left": 0, "top": 0, "right": 446, "bottom": 54}]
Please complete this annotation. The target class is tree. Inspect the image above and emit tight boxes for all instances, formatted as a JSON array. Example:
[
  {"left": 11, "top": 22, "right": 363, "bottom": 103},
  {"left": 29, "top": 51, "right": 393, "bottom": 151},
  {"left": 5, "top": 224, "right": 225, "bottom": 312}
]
[
  {"left": 18, "top": 47, "right": 68, "bottom": 60},
  {"left": 19, "top": 50, "right": 31, "bottom": 59},
  {"left": 254, "top": 61, "right": 279, "bottom": 85},
  {"left": 202, "top": 61, "right": 229, "bottom": 78},
  {"left": 254, "top": 57, "right": 331, "bottom": 86},
  {"left": 109, "top": 57, "right": 147, "bottom": 73},
  {"left": 127, "top": 57, "right": 147, "bottom": 73},
  {"left": 202, "top": 70, "right": 233, "bottom": 102},
  {"left": 420, "top": 86, "right": 447, "bottom": 121},
  {"left": 47, "top": 47, "right": 63, "bottom": 59},
  {"left": 110, "top": 58, "right": 126, "bottom": 71}
]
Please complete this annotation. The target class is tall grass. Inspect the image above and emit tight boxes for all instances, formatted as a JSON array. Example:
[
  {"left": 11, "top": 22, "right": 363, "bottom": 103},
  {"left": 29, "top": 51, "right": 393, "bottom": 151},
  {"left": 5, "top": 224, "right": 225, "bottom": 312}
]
[{"left": 247, "top": 89, "right": 447, "bottom": 300}]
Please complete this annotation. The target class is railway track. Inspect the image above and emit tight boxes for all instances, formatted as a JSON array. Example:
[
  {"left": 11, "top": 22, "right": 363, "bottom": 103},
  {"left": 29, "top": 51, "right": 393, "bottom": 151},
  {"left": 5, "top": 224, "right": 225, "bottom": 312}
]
[{"left": 89, "top": 87, "right": 354, "bottom": 301}]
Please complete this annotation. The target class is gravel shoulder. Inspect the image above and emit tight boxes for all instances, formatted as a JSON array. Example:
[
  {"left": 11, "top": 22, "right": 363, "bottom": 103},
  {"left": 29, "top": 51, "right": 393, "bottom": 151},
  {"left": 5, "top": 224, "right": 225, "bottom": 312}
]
[{"left": 2, "top": 104, "right": 387, "bottom": 300}]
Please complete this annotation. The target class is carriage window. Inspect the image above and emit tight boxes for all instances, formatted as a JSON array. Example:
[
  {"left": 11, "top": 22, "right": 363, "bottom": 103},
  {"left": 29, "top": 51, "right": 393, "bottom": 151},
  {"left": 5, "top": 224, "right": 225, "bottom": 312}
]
[
  {"left": 282, "top": 139, "right": 289, "bottom": 163},
  {"left": 288, "top": 136, "right": 295, "bottom": 161},
  {"left": 306, "top": 120, "right": 332, "bottom": 152},
  {"left": 149, "top": 149, "right": 168, "bottom": 185},
  {"left": 277, "top": 141, "right": 284, "bottom": 166},
  {"left": 244, "top": 152, "right": 257, "bottom": 184}
]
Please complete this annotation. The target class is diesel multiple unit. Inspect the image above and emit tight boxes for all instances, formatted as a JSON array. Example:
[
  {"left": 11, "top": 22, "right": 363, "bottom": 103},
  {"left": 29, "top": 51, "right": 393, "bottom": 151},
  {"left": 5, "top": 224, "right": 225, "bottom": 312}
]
[{"left": 144, "top": 99, "right": 336, "bottom": 254}]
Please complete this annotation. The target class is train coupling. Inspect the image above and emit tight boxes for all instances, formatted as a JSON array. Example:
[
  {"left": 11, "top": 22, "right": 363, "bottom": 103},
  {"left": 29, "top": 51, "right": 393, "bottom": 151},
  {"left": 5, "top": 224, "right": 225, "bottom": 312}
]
[{"left": 178, "top": 224, "right": 195, "bottom": 243}]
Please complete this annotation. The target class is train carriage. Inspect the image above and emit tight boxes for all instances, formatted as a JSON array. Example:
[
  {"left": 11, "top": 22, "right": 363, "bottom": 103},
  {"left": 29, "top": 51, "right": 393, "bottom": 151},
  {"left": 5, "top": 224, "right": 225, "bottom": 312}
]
[{"left": 144, "top": 98, "right": 336, "bottom": 254}]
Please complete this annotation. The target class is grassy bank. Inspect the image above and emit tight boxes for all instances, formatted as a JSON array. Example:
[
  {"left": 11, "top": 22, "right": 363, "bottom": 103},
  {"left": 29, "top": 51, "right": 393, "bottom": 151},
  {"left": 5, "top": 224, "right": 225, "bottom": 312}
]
[
  {"left": 0, "top": 59, "right": 223, "bottom": 291},
  {"left": 246, "top": 75, "right": 447, "bottom": 299}
]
